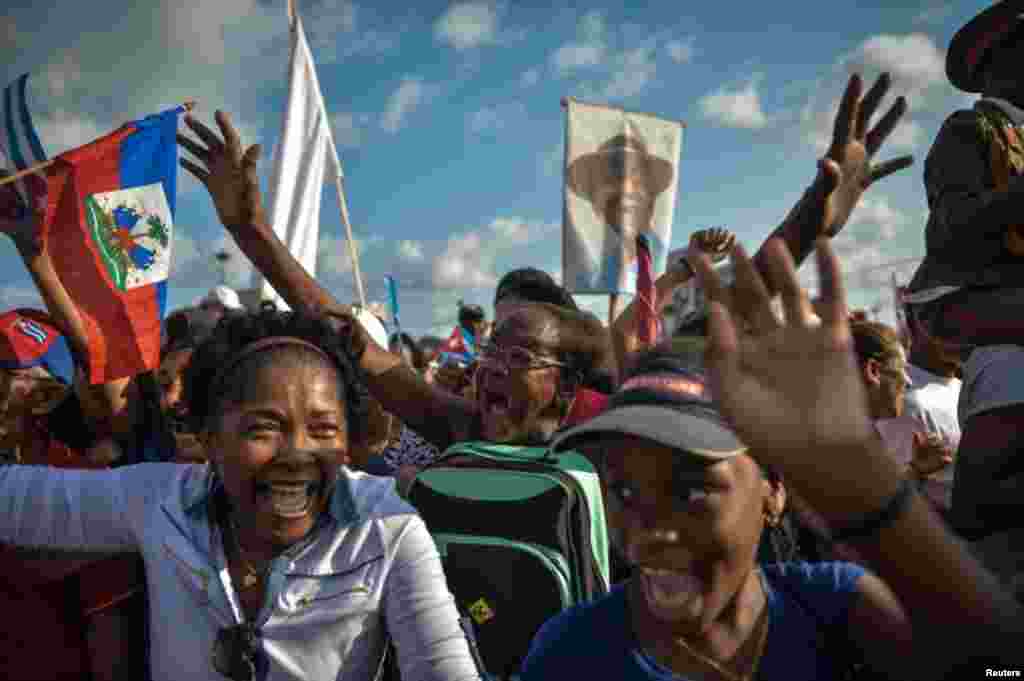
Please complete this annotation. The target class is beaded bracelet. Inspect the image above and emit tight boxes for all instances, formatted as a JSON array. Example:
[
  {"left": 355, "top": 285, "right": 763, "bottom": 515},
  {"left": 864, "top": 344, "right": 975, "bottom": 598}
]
[{"left": 831, "top": 477, "right": 915, "bottom": 543}]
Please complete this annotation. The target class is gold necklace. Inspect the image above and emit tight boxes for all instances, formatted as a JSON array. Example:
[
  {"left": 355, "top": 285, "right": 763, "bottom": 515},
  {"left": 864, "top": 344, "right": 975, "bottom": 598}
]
[
  {"left": 229, "top": 519, "right": 264, "bottom": 590},
  {"left": 672, "top": 601, "right": 769, "bottom": 681}
]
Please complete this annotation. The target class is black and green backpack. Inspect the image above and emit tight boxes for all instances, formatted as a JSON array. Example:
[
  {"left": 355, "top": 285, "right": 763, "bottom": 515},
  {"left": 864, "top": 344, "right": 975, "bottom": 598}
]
[{"left": 406, "top": 441, "right": 610, "bottom": 679}]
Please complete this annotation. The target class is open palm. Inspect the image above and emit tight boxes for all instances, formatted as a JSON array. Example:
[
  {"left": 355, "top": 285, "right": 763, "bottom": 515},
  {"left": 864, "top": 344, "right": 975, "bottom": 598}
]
[
  {"left": 814, "top": 73, "right": 913, "bottom": 238},
  {"left": 177, "top": 111, "right": 267, "bottom": 231},
  {"left": 695, "top": 238, "right": 877, "bottom": 460}
]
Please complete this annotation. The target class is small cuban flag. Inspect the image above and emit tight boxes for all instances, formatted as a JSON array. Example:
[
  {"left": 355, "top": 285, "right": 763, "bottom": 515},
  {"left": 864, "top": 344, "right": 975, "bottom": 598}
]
[{"left": 41, "top": 107, "right": 183, "bottom": 384}]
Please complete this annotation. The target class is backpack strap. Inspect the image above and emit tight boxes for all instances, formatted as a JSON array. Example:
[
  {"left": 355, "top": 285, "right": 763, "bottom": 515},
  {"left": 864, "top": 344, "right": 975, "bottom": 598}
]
[{"left": 429, "top": 441, "right": 558, "bottom": 468}]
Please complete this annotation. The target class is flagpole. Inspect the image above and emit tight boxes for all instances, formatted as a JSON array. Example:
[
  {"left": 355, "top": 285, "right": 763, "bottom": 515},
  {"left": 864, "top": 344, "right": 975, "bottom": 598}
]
[
  {"left": 0, "top": 100, "right": 197, "bottom": 188},
  {"left": 335, "top": 173, "right": 367, "bottom": 307},
  {"left": 280, "top": 0, "right": 366, "bottom": 308}
]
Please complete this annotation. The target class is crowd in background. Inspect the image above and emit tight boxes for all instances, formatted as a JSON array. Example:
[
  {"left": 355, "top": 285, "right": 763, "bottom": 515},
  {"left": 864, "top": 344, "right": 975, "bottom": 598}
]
[{"left": 0, "top": 2, "right": 1023, "bottom": 679}]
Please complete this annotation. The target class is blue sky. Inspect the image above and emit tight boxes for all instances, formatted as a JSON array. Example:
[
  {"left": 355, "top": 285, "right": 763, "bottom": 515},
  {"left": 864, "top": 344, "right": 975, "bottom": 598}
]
[{"left": 0, "top": 1, "right": 981, "bottom": 335}]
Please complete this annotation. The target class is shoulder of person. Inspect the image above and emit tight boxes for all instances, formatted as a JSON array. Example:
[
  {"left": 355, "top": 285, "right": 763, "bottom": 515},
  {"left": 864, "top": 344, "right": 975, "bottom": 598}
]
[
  {"left": 118, "top": 461, "right": 206, "bottom": 516},
  {"left": 521, "top": 585, "right": 629, "bottom": 673},
  {"left": 927, "top": 109, "right": 988, "bottom": 160},
  {"left": 344, "top": 467, "right": 416, "bottom": 519},
  {"left": 763, "top": 561, "right": 867, "bottom": 601}
]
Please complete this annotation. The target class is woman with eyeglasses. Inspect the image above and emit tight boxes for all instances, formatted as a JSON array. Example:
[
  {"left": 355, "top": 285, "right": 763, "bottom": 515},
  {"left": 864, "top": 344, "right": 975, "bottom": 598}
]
[{"left": 0, "top": 308, "right": 482, "bottom": 681}]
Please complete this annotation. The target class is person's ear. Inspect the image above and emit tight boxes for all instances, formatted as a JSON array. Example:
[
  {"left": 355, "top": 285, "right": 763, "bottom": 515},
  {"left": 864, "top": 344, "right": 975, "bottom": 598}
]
[
  {"left": 762, "top": 474, "right": 787, "bottom": 523},
  {"left": 863, "top": 358, "right": 882, "bottom": 388}
]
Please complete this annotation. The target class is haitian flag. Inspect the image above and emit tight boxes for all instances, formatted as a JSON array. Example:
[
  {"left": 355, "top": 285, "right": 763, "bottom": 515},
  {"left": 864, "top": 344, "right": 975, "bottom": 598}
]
[{"left": 42, "top": 106, "right": 183, "bottom": 384}]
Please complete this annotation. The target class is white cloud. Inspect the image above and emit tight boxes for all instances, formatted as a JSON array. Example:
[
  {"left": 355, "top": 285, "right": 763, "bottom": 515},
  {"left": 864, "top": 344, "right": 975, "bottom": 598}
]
[
  {"left": 665, "top": 38, "right": 695, "bottom": 64},
  {"left": 42, "top": 51, "right": 81, "bottom": 98},
  {"left": 33, "top": 109, "right": 107, "bottom": 156},
  {"left": 885, "top": 117, "right": 923, "bottom": 151},
  {"left": 551, "top": 10, "right": 606, "bottom": 75},
  {"left": 520, "top": 67, "right": 540, "bottom": 87},
  {"left": 382, "top": 77, "right": 428, "bottom": 133},
  {"left": 434, "top": 1, "right": 499, "bottom": 50},
  {"left": 487, "top": 216, "right": 555, "bottom": 244},
  {"left": 552, "top": 44, "right": 605, "bottom": 73},
  {"left": 603, "top": 46, "right": 657, "bottom": 99},
  {"left": 430, "top": 216, "right": 557, "bottom": 291},
  {"left": 801, "top": 92, "right": 923, "bottom": 155},
  {"left": 398, "top": 239, "right": 424, "bottom": 261},
  {"left": 698, "top": 78, "right": 768, "bottom": 129},
  {"left": 850, "top": 33, "right": 945, "bottom": 93},
  {"left": 433, "top": 231, "right": 497, "bottom": 289},
  {"left": 332, "top": 112, "right": 363, "bottom": 149},
  {"left": 848, "top": 195, "right": 905, "bottom": 241}
]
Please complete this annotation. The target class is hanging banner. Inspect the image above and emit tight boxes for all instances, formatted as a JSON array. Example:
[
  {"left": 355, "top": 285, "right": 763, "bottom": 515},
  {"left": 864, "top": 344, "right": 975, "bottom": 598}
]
[{"left": 562, "top": 99, "right": 684, "bottom": 295}]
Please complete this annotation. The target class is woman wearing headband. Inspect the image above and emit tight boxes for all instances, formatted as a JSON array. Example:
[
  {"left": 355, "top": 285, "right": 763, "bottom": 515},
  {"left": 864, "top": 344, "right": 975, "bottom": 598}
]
[{"left": 0, "top": 308, "right": 481, "bottom": 681}]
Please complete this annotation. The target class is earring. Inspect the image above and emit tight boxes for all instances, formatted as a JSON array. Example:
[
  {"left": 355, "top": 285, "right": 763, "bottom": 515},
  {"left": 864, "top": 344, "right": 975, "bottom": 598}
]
[{"left": 763, "top": 511, "right": 780, "bottom": 528}]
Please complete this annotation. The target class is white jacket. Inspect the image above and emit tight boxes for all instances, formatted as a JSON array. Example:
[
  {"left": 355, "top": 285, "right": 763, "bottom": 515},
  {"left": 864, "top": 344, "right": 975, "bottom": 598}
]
[{"left": 0, "top": 462, "right": 481, "bottom": 681}]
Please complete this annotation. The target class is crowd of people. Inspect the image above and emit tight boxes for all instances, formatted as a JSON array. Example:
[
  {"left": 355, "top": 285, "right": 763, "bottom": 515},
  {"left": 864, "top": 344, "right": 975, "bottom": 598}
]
[{"left": 0, "top": 2, "right": 1022, "bottom": 679}]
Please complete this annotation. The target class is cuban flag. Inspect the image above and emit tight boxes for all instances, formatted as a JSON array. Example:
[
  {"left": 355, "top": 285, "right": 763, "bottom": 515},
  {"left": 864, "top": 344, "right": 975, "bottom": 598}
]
[
  {"left": 0, "top": 74, "right": 48, "bottom": 220},
  {"left": 41, "top": 106, "right": 183, "bottom": 383},
  {"left": 0, "top": 309, "right": 76, "bottom": 385}
]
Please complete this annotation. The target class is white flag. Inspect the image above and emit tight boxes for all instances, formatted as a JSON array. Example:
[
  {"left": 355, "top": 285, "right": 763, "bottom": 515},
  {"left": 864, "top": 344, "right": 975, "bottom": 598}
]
[
  {"left": 256, "top": 1, "right": 340, "bottom": 310},
  {"left": 563, "top": 100, "right": 683, "bottom": 295}
]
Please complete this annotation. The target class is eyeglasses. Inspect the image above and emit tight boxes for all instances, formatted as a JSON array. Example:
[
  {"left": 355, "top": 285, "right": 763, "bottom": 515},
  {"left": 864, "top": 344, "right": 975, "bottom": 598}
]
[
  {"left": 211, "top": 623, "right": 265, "bottom": 681},
  {"left": 477, "top": 342, "right": 568, "bottom": 374}
]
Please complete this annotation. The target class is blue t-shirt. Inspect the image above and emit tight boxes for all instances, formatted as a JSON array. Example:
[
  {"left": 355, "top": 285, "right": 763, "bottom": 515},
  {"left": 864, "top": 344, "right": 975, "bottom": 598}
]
[{"left": 520, "top": 561, "right": 866, "bottom": 681}]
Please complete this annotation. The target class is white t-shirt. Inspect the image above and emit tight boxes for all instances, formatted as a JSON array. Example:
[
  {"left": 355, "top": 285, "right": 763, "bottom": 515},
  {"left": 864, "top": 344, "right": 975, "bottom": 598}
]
[
  {"left": 959, "top": 345, "right": 1024, "bottom": 426},
  {"left": 905, "top": 364, "right": 962, "bottom": 445},
  {"left": 876, "top": 363, "right": 961, "bottom": 510}
]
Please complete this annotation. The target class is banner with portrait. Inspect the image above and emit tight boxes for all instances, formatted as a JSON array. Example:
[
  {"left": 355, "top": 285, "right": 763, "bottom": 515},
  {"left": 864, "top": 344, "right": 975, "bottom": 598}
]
[{"left": 562, "top": 99, "right": 684, "bottom": 295}]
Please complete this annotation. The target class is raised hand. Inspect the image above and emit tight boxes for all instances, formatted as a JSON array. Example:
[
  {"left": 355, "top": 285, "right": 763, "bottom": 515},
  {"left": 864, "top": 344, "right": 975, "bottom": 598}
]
[
  {"left": 909, "top": 431, "right": 954, "bottom": 477},
  {"left": 177, "top": 111, "right": 267, "bottom": 231},
  {"left": 694, "top": 237, "right": 877, "bottom": 459},
  {"left": 811, "top": 73, "right": 914, "bottom": 238},
  {"left": 690, "top": 227, "right": 735, "bottom": 263}
]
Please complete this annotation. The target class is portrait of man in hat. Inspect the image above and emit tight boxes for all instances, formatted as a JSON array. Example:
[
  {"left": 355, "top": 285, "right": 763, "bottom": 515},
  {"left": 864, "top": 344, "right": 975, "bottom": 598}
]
[{"left": 565, "top": 131, "right": 677, "bottom": 294}]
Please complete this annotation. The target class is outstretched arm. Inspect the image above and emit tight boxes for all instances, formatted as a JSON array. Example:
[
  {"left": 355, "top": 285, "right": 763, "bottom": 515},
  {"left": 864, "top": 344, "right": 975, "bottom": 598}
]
[
  {"left": 611, "top": 228, "right": 733, "bottom": 379},
  {"left": 752, "top": 73, "right": 912, "bottom": 291},
  {"left": 694, "top": 238, "right": 1021, "bottom": 674},
  {"left": 0, "top": 178, "right": 131, "bottom": 442},
  {"left": 176, "top": 112, "right": 476, "bottom": 450}
]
